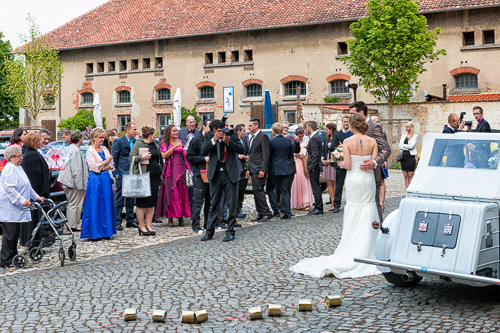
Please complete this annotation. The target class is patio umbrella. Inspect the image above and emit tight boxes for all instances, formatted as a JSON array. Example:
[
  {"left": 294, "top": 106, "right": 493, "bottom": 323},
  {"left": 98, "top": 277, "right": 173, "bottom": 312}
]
[
  {"left": 173, "top": 88, "right": 182, "bottom": 128},
  {"left": 264, "top": 90, "right": 273, "bottom": 129},
  {"left": 92, "top": 93, "right": 103, "bottom": 128}
]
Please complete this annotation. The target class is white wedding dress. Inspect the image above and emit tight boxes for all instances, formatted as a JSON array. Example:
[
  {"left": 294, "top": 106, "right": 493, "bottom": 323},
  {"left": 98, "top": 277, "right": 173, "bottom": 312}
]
[{"left": 290, "top": 155, "right": 381, "bottom": 279}]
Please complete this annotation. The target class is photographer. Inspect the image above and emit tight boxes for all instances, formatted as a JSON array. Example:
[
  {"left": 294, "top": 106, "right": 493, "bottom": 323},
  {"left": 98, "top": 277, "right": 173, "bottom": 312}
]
[
  {"left": 200, "top": 119, "right": 244, "bottom": 242},
  {"left": 443, "top": 113, "right": 465, "bottom": 134},
  {"left": 471, "top": 106, "right": 491, "bottom": 132}
]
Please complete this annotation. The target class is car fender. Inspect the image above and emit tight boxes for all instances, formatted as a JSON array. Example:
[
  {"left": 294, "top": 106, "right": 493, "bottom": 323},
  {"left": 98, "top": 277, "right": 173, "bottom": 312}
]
[{"left": 375, "top": 209, "right": 399, "bottom": 273}]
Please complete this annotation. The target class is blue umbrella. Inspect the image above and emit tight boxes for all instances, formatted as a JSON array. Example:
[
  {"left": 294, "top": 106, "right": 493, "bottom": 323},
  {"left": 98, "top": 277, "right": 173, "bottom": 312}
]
[{"left": 264, "top": 90, "right": 273, "bottom": 129}]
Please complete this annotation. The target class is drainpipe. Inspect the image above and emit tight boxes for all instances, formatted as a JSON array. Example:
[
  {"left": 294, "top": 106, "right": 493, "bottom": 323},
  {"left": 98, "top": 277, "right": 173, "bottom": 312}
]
[{"left": 442, "top": 84, "right": 447, "bottom": 100}]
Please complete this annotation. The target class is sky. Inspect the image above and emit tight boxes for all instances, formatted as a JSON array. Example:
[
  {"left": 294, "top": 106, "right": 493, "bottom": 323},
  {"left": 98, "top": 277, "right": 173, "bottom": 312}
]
[{"left": 0, "top": 0, "right": 108, "bottom": 48}]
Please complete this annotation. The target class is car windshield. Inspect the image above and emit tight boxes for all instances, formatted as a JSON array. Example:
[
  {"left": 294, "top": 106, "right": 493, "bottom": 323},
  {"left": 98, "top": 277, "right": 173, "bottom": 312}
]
[{"left": 429, "top": 139, "right": 500, "bottom": 169}]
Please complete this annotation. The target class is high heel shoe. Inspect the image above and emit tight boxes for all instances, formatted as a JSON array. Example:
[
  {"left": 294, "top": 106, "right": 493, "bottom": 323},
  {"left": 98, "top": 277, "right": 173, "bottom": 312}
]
[
  {"left": 146, "top": 226, "right": 156, "bottom": 236},
  {"left": 138, "top": 228, "right": 151, "bottom": 236},
  {"left": 168, "top": 218, "right": 174, "bottom": 227},
  {"left": 178, "top": 217, "right": 184, "bottom": 226}
]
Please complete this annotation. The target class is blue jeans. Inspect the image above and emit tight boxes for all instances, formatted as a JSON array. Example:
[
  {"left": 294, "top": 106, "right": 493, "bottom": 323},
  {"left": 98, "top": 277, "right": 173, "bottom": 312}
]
[{"left": 114, "top": 174, "right": 135, "bottom": 225}]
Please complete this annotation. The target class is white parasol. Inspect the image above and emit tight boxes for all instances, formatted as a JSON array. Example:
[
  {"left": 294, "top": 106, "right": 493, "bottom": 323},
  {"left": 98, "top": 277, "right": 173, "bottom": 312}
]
[
  {"left": 93, "top": 92, "right": 103, "bottom": 128},
  {"left": 173, "top": 88, "right": 182, "bottom": 128}
]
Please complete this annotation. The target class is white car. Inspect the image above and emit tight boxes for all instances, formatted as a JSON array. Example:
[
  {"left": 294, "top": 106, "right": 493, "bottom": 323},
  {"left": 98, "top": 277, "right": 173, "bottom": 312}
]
[{"left": 356, "top": 132, "right": 500, "bottom": 287}]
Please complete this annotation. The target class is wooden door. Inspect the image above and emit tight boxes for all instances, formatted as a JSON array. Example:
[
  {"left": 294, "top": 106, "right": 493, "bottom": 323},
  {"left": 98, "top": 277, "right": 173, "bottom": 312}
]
[
  {"left": 41, "top": 120, "right": 57, "bottom": 142},
  {"left": 251, "top": 105, "right": 265, "bottom": 126}
]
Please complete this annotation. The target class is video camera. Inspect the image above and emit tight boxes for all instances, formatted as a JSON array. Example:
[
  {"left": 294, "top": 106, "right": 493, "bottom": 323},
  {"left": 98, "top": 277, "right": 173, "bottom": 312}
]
[
  {"left": 220, "top": 114, "right": 234, "bottom": 136},
  {"left": 460, "top": 112, "right": 473, "bottom": 127}
]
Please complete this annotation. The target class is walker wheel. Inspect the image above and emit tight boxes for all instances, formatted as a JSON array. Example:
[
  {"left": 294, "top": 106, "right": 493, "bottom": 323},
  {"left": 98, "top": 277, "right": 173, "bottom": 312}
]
[
  {"left": 68, "top": 244, "right": 77, "bottom": 261},
  {"left": 59, "top": 248, "right": 65, "bottom": 267},
  {"left": 13, "top": 254, "right": 28, "bottom": 269},
  {"left": 29, "top": 248, "right": 44, "bottom": 262}
]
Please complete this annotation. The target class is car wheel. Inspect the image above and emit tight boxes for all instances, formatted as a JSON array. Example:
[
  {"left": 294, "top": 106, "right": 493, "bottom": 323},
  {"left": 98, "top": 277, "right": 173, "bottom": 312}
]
[
  {"left": 383, "top": 272, "right": 422, "bottom": 287},
  {"left": 320, "top": 183, "right": 328, "bottom": 192}
]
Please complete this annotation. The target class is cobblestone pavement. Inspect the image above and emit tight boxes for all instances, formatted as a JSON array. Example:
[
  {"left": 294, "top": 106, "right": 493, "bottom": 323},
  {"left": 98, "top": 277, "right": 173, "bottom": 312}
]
[{"left": 2, "top": 170, "right": 500, "bottom": 332}]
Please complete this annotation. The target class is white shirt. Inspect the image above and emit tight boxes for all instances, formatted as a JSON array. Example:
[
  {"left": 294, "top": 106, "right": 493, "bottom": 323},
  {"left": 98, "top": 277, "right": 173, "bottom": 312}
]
[
  {"left": 0, "top": 162, "right": 39, "bottom": 222},
  {"left": 309, "top": 130, "right": 317, "bottom": 138},
  {"left": 249, "top": 129, "right": 261, "bottom": 149}
]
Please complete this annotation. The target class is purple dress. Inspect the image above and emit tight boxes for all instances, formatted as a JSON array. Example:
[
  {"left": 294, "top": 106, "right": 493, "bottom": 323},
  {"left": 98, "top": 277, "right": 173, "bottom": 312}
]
[{"left": 156, "top": 141, "right": 191, "bottom": 218}]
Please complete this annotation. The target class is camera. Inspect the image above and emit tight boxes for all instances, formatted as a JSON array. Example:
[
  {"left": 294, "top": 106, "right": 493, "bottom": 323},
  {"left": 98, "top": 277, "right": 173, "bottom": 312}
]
[
  {"left": 460, "top": 112, "right": 473, "bottom": 126},
  {"left": 220, "top": 114, "right": 234, "bottom": 136}
]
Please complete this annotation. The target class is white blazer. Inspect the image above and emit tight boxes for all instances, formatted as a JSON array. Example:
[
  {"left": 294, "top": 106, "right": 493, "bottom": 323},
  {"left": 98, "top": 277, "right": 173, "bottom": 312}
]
[{"left": 399, "top": 133, "right": 418, "bottom": 156}]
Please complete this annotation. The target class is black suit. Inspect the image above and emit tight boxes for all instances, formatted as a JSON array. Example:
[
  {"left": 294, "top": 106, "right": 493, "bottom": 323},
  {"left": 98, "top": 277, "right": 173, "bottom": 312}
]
[
  {"left": 442, "top": 125, "right": 463, "bottom": 134},
  {"left": 237, "top": 136, "right": 250, "bottom": 213},
  {"left": 201, "top": 131, "right": 244, "bottom": 236},
  {"left": 248, "top": 130, "right": 272, "bottom": 218},
  {"left": 307, "top": 132, "right": 323, "bottom": 211},
  {"left": 275, "top": 136, "right": 297, "bottom": 210},
  {"left": 186, "top": 132, "right": 210, "bottom": 231},
  {"left": 332, "top": 130, "right": 353, "bottom": 210},
  {"left": 474, "top": 119, "right": 491, "bottom": 132},
  {"left": 266, "top": 135, "right": 294, "bottom": 215},
  {"left": 111, "top": 135, "right": 136, "bottom": 226}
]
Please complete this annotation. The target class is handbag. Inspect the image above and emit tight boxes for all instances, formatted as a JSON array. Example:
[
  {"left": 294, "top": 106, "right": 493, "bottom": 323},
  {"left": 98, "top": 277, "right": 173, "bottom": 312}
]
[
  {"left": 122, "top": 160, "right": 151, "bottom": 198},
  {"left": 186, "top": 169, "right": 194, "bottom": 187},
  {"left": 200, "top": 163, "right": 210, "bottom": 183},
  {"left": 396, "top": 155, "right": 403, "bottom": 163},
  {"left": 302, "top": 157, "right": 309, "bottom": 175}
]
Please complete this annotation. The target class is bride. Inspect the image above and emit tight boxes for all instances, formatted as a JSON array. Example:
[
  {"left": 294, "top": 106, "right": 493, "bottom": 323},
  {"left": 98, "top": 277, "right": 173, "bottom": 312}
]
[{"left": 290, "top": 113, "right": 381, "bottom": 279}]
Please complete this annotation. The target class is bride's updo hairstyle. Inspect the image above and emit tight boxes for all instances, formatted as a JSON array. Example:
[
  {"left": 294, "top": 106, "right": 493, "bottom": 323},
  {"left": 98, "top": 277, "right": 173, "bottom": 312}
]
[{"left": 349, "top": 113, "right": 369, "bottom": 134}]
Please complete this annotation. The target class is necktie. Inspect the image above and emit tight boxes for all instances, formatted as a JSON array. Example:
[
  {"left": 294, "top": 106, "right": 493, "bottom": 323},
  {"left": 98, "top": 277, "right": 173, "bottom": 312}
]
[
  {"left": 344, "top": 131, "right": 349, "bottom": 139},
  {"left": 249, "top": 134, "right": 255, "bottom": 148}
]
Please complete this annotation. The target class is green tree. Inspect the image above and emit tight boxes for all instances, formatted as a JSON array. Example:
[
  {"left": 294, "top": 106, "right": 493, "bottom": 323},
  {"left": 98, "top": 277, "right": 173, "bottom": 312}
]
[
  {"left": 4, "top": 14, "right": 64, "bottom": 125},
  {"left": 180, "top": 105, "right": 200, "bottom": 128},
  {"left": 341, "top": 0, "right": 445, "bottom": 113},
  {"left": 57, "top": 109, "right": 106, "bottom": 131},
  {"left": 0, "top": 32, "right": 18, "bottom": 129}
]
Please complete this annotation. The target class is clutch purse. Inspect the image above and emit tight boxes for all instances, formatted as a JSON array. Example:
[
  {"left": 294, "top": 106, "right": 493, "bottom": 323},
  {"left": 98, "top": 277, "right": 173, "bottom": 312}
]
[
  {"left": 185, "top": 169, "right": 193, "bottom": 187},
  {"left": 302, "top": 157, "right": 309, "bottom": 175},
  {"left": 396, "top": 155, "right": 403, "bottom": 163}
]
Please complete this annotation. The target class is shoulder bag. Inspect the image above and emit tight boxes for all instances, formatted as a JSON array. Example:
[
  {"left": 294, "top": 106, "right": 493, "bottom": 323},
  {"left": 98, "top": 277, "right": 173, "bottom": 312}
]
[{"left": 122, "top": 160, "right": 151, "bottom": 198}]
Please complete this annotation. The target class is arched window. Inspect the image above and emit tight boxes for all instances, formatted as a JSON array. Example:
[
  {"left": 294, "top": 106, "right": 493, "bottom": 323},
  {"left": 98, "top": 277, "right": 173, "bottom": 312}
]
[
  {"left": 118, "top": 90, "right": 131, "bottom": 103},
  {"left": 81, "top": 92, "right": 93, "bottom": 104},
  {"left": 157, "top": 88, "right": 171, "bottom": 101},
  {"left": 246, "top": 84, "right": 262, "bottom": 98},
  {"left": 199, "top": 86, "right": 214, "bottom": 99},
  {"left": 330, "top": 80, "right": 349, "bottom": 94},
  {"left": 455, "top": 74, "right": 478, "bottom": 89},
  {"left": 284, "top": 81, "right": 306, "bottom": 96}
]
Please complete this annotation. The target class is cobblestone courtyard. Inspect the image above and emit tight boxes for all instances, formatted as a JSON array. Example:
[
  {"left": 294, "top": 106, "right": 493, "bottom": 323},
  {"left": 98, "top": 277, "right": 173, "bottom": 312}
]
[{"left": 1, "top": 171, "right": 500, "bottom": 332}]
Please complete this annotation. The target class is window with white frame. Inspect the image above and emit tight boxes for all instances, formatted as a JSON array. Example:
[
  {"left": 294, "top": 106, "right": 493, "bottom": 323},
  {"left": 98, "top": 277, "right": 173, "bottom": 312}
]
[
  {"left": 330, "top": 80, "right": 349, "bottom": 94},
  {"left": 199, "top": 86, "right": 214, "bottom": 99},
  {"left": 157, "top": 88, "right": 171, "bottom": 102},
  {"left": 81, "top": 92, "right": 93, "bottom": 105},
  {"left": 119, "top": 115, "right": 131, "bottom": 133},
  {"left": 284, "top": 110, "right": 297, "bottom": 125},
  {"left": 284, "top": 81, "right": 306, "bottom": 96},
  {"left": 246, "top": 84, "right": 262, "bottom": 98},
  {"left": 200, "top": 113, "right": 214, "bottom": 123},
  {"left": 158, "top": 114, "right": 171, "bottom": 134},
  {"left": 118, "top": 90, "right": 131, "bottom": 103}
]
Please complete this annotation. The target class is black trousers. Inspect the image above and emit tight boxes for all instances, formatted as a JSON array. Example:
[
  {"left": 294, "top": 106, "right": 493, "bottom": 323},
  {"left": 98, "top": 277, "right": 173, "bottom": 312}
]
[
  {"left": 267, "top": 175, "right": 291, "bottom": 215},
  {"left": 191, "top": 175, "right": 210, "bottom": 231},
  {"left": 237, "top": 174, "right": 248, "bottom": 213},
  {"left": 1, "top": 222, "right": 21, "bottom": 266},
  {"left": 333, "top": 168, "right": 347, "bottom": 209},
  {"left": 275, "top": 174, "right": 294, "bottom": 211},
  {"left": 251, "top": 172, "right": 271, "bottom": 217},
  {"left": 206, "top": 171, "right": 238, "bottom": 236},
  {"left": 310, "top": 169, "right": 323, "bottom": 211},
  {"left": 216, "top": 193, "right": 228, "bottom": 224}
]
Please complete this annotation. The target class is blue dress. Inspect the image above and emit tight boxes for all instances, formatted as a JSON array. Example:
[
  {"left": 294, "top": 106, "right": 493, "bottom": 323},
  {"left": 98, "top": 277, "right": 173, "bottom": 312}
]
[{"left": 81, "top": 152, "right": 117, "bottom": 239}]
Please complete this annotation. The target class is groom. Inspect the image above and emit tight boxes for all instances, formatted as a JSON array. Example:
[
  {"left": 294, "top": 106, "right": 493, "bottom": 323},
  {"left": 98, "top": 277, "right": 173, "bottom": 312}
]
[{"left": 349, "top": 101, "right": 391, "bottom": 222}]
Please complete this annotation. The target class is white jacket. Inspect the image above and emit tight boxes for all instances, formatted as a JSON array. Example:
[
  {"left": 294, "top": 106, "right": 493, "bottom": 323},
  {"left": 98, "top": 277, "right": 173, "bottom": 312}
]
[{"left": 399, "top": 134, "right": 418, "bottom": 156}]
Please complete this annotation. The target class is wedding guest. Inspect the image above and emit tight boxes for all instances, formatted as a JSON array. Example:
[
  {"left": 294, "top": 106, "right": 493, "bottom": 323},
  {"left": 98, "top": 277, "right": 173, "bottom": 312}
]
[
  {"left": 178, "top": 116, "right": 200, "bottom": 210},
  {"left": 20, "top": 133, "right": 49, "bottom": 248},
  {"left": 306, "top": 121, "right": 323, "bottom": 215},
  {"left": 247, "top": 118, "right": 272, "bottom": 221},
  {"left": 187, "top": 120, "right": 211, "bottom": 234},
  {"left": 103, "top": 129, "right": 116, "bottom": 151},
  {"left": 266, "top": 123, "right": 294, "bottom": 219},
  {"left": 111, "top": 122, "right": 138, "bottom": 231},
  {"left": 275, "top": 121, "right": 296, "bottom": 213},
  {"left": 372, "top": 116, "right": 387, "bottom": 211},
  {"left": 471, "top": 106, "right": 491, "bottom": 132},
  {"left": 235, "top": 124, "right": 249, "bottom": 219},
  {"left": 200, "top": 119, "right": 244, "bottom": 242},
  {"left": 156, "top": 125, "right": 191, "bottom": 227},
  {"left": 291, "top": 127, "right": 313, "bottom": 210},
  {"left": 38, "top": 129, "right": 52, "bottom": 155},
  {"left": 58, "top": 131, "right": 88, "bottom": 232},
  {"left": 129, "top": 125, "right": 162, "bottom": 236},
  {"left": 399, "top": 121, "right": 418, "bottom": 188},
  {"left": 321, "top": 123, "right": 337, "bottom": 211},
  {"left": 9, "top": 128, "right": 27, "bottom": 148},
  {"left": 0, "top": 145, "right": 44, "bottom": 268},
  {"left": 81, "top": 128, "right": 116, "bottom": 240},
  {"left": 62, "top": 129, "right": 71, "bottom": 147},
  {"left": 332, "top": 115, "right": 353, "bottom": 213}
]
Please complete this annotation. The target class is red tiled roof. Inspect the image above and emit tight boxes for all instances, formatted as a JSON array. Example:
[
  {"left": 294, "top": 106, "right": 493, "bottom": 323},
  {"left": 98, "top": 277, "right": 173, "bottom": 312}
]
[
  {"left": 41, "top": 0, "right": 500, "bottom": 50},
  {"left": 447, "top": 93, "right": 500, "bottom": 102}
]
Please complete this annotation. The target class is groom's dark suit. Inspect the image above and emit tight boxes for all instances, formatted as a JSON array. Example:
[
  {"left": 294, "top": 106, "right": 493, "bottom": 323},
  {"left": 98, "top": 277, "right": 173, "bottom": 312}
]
[
  {"left": 332, "top": 129, "right": 353, "bottom": 210},
  {"left": 307, "top": 132, "right": 323, "bottom": 211},
  {"left": 365, "top": 117, "right": 391, "bottom": 222}
]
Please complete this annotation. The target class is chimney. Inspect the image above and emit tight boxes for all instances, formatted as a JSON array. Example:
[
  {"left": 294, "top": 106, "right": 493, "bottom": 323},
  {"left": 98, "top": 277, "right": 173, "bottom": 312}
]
[{"left": 442, "top": 84, "right": 447, "bottom": 100}]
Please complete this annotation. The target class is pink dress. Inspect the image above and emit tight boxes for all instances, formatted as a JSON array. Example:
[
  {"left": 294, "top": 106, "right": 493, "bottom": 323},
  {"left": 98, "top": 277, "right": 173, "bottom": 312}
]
[
  {"left": 291, "top": 137, "right": 314, "bottom": 209},
  {"left": 156, "top": 141, "right": 191, "bottom": 218}
]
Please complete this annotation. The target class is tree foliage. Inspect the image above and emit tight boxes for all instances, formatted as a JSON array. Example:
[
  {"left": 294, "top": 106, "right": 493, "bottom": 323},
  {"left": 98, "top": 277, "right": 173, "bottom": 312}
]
[
  {"left": 4, "top": 14, "right": 64, "bottom": 124},
  {"left": 341, "top": 0, "right": 446, "bottom": 108},
  {"left": 180, "top": 105, "right": 200, "bottom": 128},
  {"left": 0, "top": 32, "right": 18, "bottom": 130},
  {"left": 57, "top": 109, "right": 106, "bottom": 131}
]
